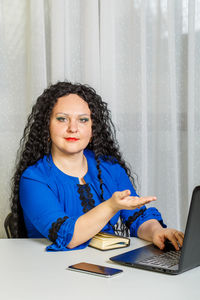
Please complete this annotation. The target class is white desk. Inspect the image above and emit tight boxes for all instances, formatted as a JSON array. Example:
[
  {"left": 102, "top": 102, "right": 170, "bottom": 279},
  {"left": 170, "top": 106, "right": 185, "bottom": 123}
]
[{"left": 0, "top": 238, "right": 199, "bottom": 300}]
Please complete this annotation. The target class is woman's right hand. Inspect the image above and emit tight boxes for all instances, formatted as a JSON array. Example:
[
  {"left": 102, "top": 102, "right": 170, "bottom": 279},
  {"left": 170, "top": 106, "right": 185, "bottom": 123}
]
[{"left": 107, "top": 190, "right": 157, "bottom": 213}]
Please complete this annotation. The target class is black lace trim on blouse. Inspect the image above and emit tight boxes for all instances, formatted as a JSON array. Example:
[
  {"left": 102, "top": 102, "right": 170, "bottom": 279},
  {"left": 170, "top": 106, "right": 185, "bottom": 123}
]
[
  {"left": 125, "top": 207, "right": 147, "bottom": 229},
  {"left": 77, "top": 183, "right": 95, "bottom": 213},
  {"left": 48, "top": 216, "right": 69, "bottom": 242}
]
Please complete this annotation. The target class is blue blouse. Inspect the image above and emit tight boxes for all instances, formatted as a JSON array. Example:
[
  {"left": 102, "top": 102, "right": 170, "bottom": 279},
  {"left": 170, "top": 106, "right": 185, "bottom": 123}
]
[{"left": 19, "top": 149, "right": 166, "bottom": 251}]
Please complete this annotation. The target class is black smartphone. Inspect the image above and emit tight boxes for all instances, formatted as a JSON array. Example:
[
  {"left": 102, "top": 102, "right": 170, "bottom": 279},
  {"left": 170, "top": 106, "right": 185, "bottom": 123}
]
[{"left": 67, "top": 262, "right": 123, "bottom": 277}]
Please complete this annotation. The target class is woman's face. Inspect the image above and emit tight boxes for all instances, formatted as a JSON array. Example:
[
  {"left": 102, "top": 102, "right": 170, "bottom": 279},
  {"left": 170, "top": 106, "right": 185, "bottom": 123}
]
[{"left": 49, "top": 94, "right": 92, "bottom": 157}]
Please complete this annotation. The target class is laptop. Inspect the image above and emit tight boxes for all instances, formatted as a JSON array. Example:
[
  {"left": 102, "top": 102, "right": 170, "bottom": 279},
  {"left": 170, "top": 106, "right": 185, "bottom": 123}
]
[{"left": 110, "top": 186, "right": 200, "bottom": 275}]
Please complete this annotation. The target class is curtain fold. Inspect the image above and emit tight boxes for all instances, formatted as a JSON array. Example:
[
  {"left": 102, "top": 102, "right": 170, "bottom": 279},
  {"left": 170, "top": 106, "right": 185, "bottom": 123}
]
[
  {"left": 188, "top": 0, "right": 196, "bottom": 203},
  {"left": 167, "top": 0, "right": 180, "bottom": 228},
  {"left": 0, "top": 0, "right": 200, "bottom": 237}
]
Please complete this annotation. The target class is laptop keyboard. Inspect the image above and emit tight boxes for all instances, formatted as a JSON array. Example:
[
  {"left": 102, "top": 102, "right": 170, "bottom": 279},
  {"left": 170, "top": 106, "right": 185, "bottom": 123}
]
[{"left": 138, "top": 250, "right": 181, "bottom": 268}]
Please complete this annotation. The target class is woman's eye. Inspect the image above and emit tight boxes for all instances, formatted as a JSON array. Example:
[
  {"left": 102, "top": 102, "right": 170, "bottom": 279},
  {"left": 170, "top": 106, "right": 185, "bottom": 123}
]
[
  {"left": 79, "top": 118, "right": 89, "bottom": 123},
  {"left": 56, "top": 117, "right": 67, "bottom": 122}
]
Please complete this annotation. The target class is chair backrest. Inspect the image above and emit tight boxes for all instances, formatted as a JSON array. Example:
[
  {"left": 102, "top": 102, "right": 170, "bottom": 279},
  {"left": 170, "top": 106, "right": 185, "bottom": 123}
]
[{"left": 4, "top": 213, "right": 15, "bottom": 238}]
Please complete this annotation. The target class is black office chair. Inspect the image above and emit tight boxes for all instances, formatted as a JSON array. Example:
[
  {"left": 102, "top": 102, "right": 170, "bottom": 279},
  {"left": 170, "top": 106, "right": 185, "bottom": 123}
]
[{"left": 4, "top": 212, "right": 15, "bottom": 238}]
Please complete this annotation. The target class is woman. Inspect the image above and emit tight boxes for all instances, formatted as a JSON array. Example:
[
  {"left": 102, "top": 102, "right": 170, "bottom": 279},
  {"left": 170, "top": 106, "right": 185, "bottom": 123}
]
[{"left": 10, "top": 81, "right": 184, "bottom": 251}]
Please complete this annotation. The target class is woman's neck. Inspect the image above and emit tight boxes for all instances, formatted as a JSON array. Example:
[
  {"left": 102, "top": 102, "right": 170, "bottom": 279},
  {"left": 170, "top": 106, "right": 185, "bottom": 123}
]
[{"left": 51, "top": 151, "right": 88, "bottom": 180}]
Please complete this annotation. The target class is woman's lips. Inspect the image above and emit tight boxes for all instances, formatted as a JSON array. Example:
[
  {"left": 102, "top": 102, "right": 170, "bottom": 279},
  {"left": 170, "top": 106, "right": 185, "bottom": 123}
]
[{"left": 65, "top": 137, "right": 79, "bottom": 142}]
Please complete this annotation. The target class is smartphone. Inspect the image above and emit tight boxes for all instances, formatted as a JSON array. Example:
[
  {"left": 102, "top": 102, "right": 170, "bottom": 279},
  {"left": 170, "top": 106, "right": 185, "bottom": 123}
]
[{"left": 67, "top": 262, "right": 123, "bottom": 278}]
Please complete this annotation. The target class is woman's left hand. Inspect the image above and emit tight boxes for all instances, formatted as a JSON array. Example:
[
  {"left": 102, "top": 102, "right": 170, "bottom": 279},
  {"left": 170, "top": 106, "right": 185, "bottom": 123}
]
[{"left": 152, "top": 228, "right": 184, "bottom": 250}]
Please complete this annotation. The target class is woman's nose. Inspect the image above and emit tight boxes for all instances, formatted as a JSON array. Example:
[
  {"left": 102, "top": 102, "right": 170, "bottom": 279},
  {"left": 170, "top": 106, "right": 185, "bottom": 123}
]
[{"left": 67, "top": 119, "right": 78, "bottom": 132}]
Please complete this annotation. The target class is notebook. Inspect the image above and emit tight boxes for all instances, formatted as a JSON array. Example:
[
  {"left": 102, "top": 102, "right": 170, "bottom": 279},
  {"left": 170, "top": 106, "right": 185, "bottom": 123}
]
[{"left": 110, "top": 186, "right": 200, "bottom": 275}]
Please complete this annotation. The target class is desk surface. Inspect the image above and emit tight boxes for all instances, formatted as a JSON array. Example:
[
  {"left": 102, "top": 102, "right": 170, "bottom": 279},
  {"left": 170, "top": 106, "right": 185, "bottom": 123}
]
[{"left": 0, "top": 238, "right": 199, "bottom": 300}]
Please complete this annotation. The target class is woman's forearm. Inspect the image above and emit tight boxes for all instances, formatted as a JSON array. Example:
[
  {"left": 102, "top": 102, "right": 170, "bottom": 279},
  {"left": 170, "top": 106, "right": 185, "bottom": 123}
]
[
  {"left": 137, "top": 219, "right": 163, "bottom": 242},
  {"left": 67, "top": 191, "right": 156, "bottom": 249},
  {"left": 137, "top": 219, "right": 184, "bottom": 250},
  {"left": 67, "top": 200, "right": 117, "bottom": 248}
]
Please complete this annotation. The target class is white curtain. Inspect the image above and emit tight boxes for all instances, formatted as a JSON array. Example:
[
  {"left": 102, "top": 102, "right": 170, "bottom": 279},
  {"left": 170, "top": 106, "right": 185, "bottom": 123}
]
[{"left": 0, "top": 0, "right": 200, "bottom": 237}]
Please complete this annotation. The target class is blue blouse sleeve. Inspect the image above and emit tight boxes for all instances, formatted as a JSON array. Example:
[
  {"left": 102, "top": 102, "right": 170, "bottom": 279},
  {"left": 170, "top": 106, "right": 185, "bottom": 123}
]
[
  {"left": 113, "top": 164, "right": 167, "bottom": 236},
  {"left": 20, "top": 176, "right": 90, "bottom": 251}
]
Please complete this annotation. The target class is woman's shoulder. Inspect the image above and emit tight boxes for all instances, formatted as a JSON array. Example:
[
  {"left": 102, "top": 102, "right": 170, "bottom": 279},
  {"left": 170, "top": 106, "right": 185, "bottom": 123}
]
[
  {"left": 85, "top": 149, "right": 125, "bottom": 176},
  {"left": 21, "top": 155, "right": 52, "bottom": 183},
  {"left": 100, "top": 159, "right": 126, "bottom": 178}
]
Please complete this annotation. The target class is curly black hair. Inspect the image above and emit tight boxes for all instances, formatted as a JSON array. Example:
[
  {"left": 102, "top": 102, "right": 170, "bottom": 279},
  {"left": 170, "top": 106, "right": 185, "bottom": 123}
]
[{"left": 10, "top": 81, "right": 136, "bottom": 237}]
